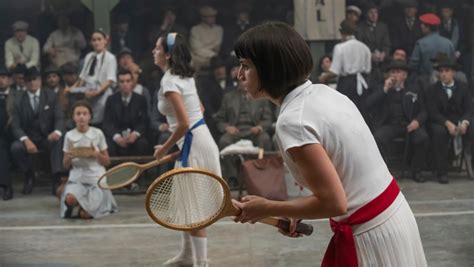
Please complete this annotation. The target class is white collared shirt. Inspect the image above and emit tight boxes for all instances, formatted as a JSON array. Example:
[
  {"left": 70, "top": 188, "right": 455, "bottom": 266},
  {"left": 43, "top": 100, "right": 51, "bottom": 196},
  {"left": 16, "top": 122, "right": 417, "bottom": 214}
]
[
  {"left": 4, "top": 35, "right": 40, "bottom": 69},
  {"left": 275, "top": 81, "right": 392, "bottom": 221},
  {"left": 79, "top": 50, "right": 117, "bottom": 88}
]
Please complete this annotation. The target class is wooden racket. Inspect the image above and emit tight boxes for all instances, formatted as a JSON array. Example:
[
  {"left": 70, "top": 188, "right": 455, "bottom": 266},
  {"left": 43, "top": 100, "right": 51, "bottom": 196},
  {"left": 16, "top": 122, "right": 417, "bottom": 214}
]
[
  {"left": 97, "top": 151, "right": 180, "bottom": 190},
  {"left": 145, "top": 168, "right": 313, "bottom": 236}
]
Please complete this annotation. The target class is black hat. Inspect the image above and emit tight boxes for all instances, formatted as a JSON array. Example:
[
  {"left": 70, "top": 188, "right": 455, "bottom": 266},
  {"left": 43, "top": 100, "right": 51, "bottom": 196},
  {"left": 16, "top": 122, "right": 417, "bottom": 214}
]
[
  {"left": 210, "top": 56, "right": 226, "bottom": 69},
  {"left": 43, "top": 65, "right": 61, "bottom": 77},
  {"left": 117, "top": 48, "right": 133, "bottom": 60},
  {"left": 12, "top": 64, "right": 27, "bottom": 75},
  {"left": 385, "top": 60, "right": 411, "bottom": 72},
  {"left": 25, "top": 67, "right": 41, "bottom": 81},
  {"left": 0, "top": 67, "right": 10, "bottom": 76},
  {"left": 339, "top": 19, "right": 357, "bottom": 35},
  {"left": 60, "top": 62, "right": 79, "bottom": 75},
  {"left": 432, "top": 53, "right": 460, "bottom": 70}
]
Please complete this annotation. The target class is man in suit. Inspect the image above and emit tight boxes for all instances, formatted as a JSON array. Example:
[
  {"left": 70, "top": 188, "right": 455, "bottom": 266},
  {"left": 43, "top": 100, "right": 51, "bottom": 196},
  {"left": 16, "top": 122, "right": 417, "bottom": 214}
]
[
  {"left": 103, "top": 69, "right": 149, "bottom": 156},
  {"left": 367, "top": 61, "right": 429, "bottom": 182},
  {"left": 44, "top": 66, "right": 68, "bottom": 114},
  {"left": 427, "top": 56, "right": 473, "bottom": 184},
  {"left": 0, "top": 68, "right": 14, "bottom": 200},
  {"left": 10, "top": 67, "right": 64, "bottom": 194},
  {"left": 390, "top": 0, "right": 422, "bottom": 57},
  {"left": 11, "top": 64, "right": 27, "bottom": 93}
]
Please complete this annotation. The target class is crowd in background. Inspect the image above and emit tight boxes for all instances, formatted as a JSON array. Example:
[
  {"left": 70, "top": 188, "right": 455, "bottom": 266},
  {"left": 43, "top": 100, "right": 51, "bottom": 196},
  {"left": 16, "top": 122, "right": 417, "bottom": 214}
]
[{"left": 0, "top": 0, "right": 473, "bottom": 201}]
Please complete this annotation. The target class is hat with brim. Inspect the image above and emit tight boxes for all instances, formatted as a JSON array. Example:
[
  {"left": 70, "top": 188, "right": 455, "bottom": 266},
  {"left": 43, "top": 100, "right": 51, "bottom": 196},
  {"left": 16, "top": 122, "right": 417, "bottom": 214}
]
[
  {"left": 12, "top": 20, "right": 29, "bottom": 32},
  {"left": 200, "top": 6, "right": 218, "bottom": 17},
  {"left": 432, "top": 53, "right": 461, "bottom": 70},
  {"left": 25, "top": 67, "right": 41, "bottom": 81},
  {"left": 43, "top": 65, "right": 62, "bottom": 77},
  {"left": 385, "top": 60, "right": 411, "bottom": 73},
  {"left": 346, "top": 5, "right": 362, "bottom": 16},
  {"left": 117, "top": 48, "right": 133, "bottom": 60}
]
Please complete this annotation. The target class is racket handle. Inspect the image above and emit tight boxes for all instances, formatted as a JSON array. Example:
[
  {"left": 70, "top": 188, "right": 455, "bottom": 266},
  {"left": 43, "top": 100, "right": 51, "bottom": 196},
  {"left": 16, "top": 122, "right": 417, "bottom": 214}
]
[{"left": 259, "top": 217, "right": 313, "bottom": 236}]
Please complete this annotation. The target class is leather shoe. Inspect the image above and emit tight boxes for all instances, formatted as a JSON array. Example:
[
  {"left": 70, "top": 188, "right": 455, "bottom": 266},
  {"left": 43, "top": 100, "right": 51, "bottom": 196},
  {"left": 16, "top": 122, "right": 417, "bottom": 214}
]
[
  {"left": 2, "top": 186, "right": 13, "bottom": 200},
  {"left": 22, "top": 178, "right": 34, "bottom": 195},
  {"left": 438, "top": 175, "right": 449, "bottom": 184},
  {"left": 411, "top": 171, "right": 426, "bottom": 183}
]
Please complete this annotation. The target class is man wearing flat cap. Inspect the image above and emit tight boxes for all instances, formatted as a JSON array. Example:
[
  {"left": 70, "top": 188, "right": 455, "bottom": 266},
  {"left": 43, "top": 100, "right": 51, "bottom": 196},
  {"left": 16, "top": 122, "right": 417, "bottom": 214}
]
[
  {"left": 190, "top": 5, "right": 224, "bottom": 72},
  {"left": 409, "top": 13, "right": 454, "bottom": 77},
  {"left": 366, "top": 60, "right": 429, "bottom": 182},
  {"left": 390, "top": 0, "right": 422, "bottom": 56},
  {"left": 0, "top": 67, "right": 14, "bottom": 200},
  {"left": 426, "top": 54, "right": 473, "bottom": 184},
  {"left": 346, "top": 5, "right": 362, "bottom": 24},
  {"left": 44, "top": 66, "right": 69, "bottom": 114},
  {"left": 10, "top": 67, "right": 64, "bottom": 195},
  {"left": 4, "top": 21, "right": 40, "bottom": 71}
]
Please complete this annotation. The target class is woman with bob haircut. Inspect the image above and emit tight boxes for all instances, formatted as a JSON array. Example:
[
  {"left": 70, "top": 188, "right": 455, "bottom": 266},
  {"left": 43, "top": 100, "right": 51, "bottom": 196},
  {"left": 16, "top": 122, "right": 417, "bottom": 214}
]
[
  {"left": 232, "top": 22, "right": 427, "bottom": 267},
  {"left": 152, "top": 32, "right": 221, "bottom": 267}
]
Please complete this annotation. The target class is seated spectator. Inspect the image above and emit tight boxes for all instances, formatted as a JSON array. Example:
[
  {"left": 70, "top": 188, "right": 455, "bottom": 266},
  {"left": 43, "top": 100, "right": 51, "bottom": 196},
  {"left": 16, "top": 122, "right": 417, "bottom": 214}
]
[
  {"left": 44, "top": 66, "right": 68, "bottom": 113},
  {"left": 61, "top": 63, "right": 83, "bottom": 125},
  {"left": 103, "top": 70, "right": 149, "bottom": 156},
  {"left": 190, "top": 6, "right": 224, "bottom": 71},
  {"left": 427, "top": 55, "right": 473, "bottom": 184},
  {"left": 439, "top": 2, "right": 462, "bottom": 59},
  {"left": 0, "top": 68, "right": 13, "bottom": 200},
  {"left": 226, "top": 56, "right": 240, "bottom": 89},
  {"left": 11, "top": 64, "right": 27, "bottom": 93},
  {"left": 61, "top": 100, "right": 118, "bottom": 219},
  {"left": 356, "top": 4, "right": 391, "bottom": 66},
  {"left": 4, "top": 21, "right": 40, "bottom": 70},
  {"left": 430, "top": 53, "right": 468, "bottom": 85},
  {"left": 10, "top": 67, "right": 64, "bottom": 195},
  {"left": 111, "top": 15, "right": 141, "bottom": 58},
  {"left": 221, "top": 4, "right": 254, "bottom": 57},
  {"left": 43, "top": 14, "right": 87, "bottom": 68},
  {"left": 117, "top": 49, "right": 151, "bottom": 111},
  {"left": 346, "top": 5, "right": 362, "bottom": 25},
  {"left": 391, "top": 47, "right": 408, "bottom": 62},
  {"left": 317, "top": 54, "right": 337, "bottom": 88},
  {"left": 156, "top": 8, "right": 188, "bottom": 38},
  {"left": 390, "top": 0, "right": 422, "bottom": 57},
  {"left": 196, "top": 56, "right": 233, "bottom": 140},
  {"left": 71, "top": 30, "right": 117, "bottom": 127},
  {"left": 366, "top": 61, "right": 429, "bottom": 182}
]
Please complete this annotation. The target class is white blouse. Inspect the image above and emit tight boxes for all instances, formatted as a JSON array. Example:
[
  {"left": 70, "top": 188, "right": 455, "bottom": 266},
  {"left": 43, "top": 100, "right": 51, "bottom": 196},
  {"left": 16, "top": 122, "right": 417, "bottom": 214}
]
[
  {"left": 275, "top": 81, "right": 392, "bottom": 221},
  {"left": 158, "top": 70, "right": 203, "bottom": 132},
  {"left": 79, "top": 50, "right": 117, "bottom": 88}
]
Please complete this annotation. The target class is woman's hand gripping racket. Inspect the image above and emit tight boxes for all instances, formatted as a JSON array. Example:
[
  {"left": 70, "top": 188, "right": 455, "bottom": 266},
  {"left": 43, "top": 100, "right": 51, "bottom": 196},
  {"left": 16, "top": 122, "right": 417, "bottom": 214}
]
[
  {"left": 98, "top": 151, "right": 180, "bottom": 190},
  {"left": 145, "top": 168, "right": 313, "bottom": 236}
]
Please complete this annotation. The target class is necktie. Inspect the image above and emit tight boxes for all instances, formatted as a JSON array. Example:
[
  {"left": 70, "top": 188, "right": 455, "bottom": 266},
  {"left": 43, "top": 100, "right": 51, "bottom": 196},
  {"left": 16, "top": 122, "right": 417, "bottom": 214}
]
[
  {"left": 444, "top": 86, "right": 453, "bottom": 99},
  {"left": 33, "top": 95, "right": 39, "bottom": 112},
  {"left": 19, "top": 44, "right": 24, "bottom": 53},
  {"left": 88, "top": 56, "right": 97, "bottom": 76}
]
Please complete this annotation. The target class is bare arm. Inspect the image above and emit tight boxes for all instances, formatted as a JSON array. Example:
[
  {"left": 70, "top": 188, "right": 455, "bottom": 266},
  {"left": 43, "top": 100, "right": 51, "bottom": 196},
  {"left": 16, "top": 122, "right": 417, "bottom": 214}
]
[
  {"left": 96, "top": 150, "right": 110, "bottom": 167},
  {"left": 158, "top": 91, "right": 190, "bottom": 153}
]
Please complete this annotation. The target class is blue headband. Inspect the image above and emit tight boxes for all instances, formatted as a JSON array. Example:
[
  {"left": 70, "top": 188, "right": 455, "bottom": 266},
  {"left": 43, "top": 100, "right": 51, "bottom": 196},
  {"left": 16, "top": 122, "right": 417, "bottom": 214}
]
[{"left": 166, "top": 32, "right": 177, "bottom": 52}]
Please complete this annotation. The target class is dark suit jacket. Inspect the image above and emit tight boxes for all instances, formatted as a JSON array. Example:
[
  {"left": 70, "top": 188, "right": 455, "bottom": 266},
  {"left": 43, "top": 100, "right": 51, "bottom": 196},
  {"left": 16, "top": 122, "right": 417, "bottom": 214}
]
[
  {"left": 390, "top": 18, "right": 422, "bottom": 56},
  {"left": 356, "top": 21, "right": 392, "bottom": 55},
  {"left": 11, "top": 89, "right": 64, "bottom": 140},
  {"left": 428, "top": 81, "right": 473, "bottom": 125},
  {"left": 103, "top": 92, "right": 148, "bottom": 139},
  {"left": 214, "top": 90, "right": 273, "bottom": 134},
  {"left": 367, "top": 82, "right": 427, "bottom": 128}
]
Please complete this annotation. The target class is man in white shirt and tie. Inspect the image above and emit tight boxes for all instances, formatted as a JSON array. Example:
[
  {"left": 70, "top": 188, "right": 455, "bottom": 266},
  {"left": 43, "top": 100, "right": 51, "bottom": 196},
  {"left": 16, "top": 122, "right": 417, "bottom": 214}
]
[
  {"left": 10, "top": 67, "right": 65, "bottom": 195},
  {"left": 4, "top": 21, "right": 40, "bottom": 71}
]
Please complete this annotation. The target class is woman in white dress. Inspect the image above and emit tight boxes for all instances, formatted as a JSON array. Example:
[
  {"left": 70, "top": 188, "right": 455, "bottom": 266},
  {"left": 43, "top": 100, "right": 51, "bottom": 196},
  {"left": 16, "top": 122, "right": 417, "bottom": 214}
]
[
  {"left": 61, "top": 101, "right": 118, "bottom": 219},
  {"left": 68, "top": 30, "right": 117, "bottom": 126},
  {"left": 153, "top": 33, "right": 221, "bottom": 267},
  {"left": 232, "top": 22, "right": 427, "bottom": 267}
]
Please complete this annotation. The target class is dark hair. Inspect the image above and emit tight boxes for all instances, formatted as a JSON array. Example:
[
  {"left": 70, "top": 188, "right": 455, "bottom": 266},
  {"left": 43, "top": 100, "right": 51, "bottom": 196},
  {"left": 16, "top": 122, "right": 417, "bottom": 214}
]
[
  {"left": 71, "top": 100, "right": 93, "bottom": 119},
  {"left": 117, "top": 68, "right": 133, "bottom": 80},
  {"left": 234, "top": 21, "right": 313, "bottom": 99},
  {"left": 318, "top": 54, "right": 332, "bottom": 73},
  {"left": 160, "top": 33, "right": 194, "bottom": 78},
  {"left": 91, "top": 29, "right": 107, "bottom": 39}
]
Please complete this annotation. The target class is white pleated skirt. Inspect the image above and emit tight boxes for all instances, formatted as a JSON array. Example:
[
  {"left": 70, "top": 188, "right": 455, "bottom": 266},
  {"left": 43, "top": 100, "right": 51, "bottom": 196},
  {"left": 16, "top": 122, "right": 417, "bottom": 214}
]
[{"left": 352, "top": 193, "right": 427, "bottom": 267}]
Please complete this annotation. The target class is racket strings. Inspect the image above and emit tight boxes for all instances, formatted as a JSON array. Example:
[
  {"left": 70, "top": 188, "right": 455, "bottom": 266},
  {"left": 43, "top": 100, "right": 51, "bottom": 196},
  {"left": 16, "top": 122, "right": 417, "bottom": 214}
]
[
  {"left": 149, "top": 172, "right": 225, "bottom": 228},
  {"left": 101, "top": 166, "right": 139, "bottom": 188}
]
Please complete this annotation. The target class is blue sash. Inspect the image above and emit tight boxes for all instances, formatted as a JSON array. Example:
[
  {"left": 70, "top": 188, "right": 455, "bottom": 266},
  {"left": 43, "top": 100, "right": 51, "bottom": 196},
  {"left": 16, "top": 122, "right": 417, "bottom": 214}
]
[{"left": 178, "top": 118, "right": 206, "bottom": 167}]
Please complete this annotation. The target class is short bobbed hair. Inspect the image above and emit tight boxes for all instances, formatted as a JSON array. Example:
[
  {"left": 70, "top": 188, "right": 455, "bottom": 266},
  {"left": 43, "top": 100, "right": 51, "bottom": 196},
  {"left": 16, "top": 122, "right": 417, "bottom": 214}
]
[{"left": 234, "top": 21, "right": 313, "bottom": 99}]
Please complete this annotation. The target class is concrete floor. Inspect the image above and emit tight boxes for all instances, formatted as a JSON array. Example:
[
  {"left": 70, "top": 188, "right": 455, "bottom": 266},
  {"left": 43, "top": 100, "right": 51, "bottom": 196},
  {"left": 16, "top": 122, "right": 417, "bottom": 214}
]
[{"left": 1, "top": 172, "right": 474, "bottom": 267}]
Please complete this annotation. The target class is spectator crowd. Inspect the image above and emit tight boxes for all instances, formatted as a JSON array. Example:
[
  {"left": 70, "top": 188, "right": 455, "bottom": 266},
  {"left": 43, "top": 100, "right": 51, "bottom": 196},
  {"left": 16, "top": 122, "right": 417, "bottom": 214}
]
[{"left": 0, "top": 0, "right": 473, "bottom": 201}]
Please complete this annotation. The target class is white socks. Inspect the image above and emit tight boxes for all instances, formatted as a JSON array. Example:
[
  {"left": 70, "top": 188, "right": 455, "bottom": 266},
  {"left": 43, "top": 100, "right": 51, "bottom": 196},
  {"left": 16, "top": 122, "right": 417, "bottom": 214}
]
[
  {"left": 191, "top": 236, "right": 208, "bottom": 267},
  {"left": 180, "top": 232, "right": 193, "bottom": 258}
]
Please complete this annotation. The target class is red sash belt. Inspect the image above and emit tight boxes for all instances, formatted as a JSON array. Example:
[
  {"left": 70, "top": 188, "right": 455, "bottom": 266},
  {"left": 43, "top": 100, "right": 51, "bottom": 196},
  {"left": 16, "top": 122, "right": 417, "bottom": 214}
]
[{"left": 321, "top": 178, "right": 400, "bottom": 267}]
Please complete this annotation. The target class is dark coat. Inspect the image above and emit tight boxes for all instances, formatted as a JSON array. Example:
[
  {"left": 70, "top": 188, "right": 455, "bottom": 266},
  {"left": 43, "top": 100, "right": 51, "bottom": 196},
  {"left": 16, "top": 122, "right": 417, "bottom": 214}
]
[
  {"left": 428, "top": 81, "right": 473, "bottom": 125},
  {"left": 356, "top": 21, "right": 392, "bottom": 55},
  {"left": 390, "top": 17, "right": 422, "bottom": 56},
  {"left": 11, "top": 89, "right": 64, "bottom": 140},
  {"left": 366, "top": 82, "right": 427, "bottom": 128},
  {"left": 103, "top": 92, "right": 148, "bottom": 138}
]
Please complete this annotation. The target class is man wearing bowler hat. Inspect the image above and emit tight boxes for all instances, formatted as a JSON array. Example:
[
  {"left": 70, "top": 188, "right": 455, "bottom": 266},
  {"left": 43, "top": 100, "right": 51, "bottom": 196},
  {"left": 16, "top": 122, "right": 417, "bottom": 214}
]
[
  {"left": 427, "top": 54, "right": 473, "bottom": 184},
  {"left": 10, "top": 67, "right": 64, "bottom": 195},
  {"left": 4, "top": 21, "right": 40, "bottom": 70},
  {"left": 367, "top": 60, "right": 429, "bottom": 182},
  {"left": 409, "top": 13, "right": 454, "bottom": 77}
]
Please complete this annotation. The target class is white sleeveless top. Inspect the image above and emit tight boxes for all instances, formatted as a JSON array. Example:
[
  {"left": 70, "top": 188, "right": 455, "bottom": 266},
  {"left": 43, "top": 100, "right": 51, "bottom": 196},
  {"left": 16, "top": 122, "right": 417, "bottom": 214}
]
[{"left": 275, "top": 81, "right": 392, "bottom": 221}]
